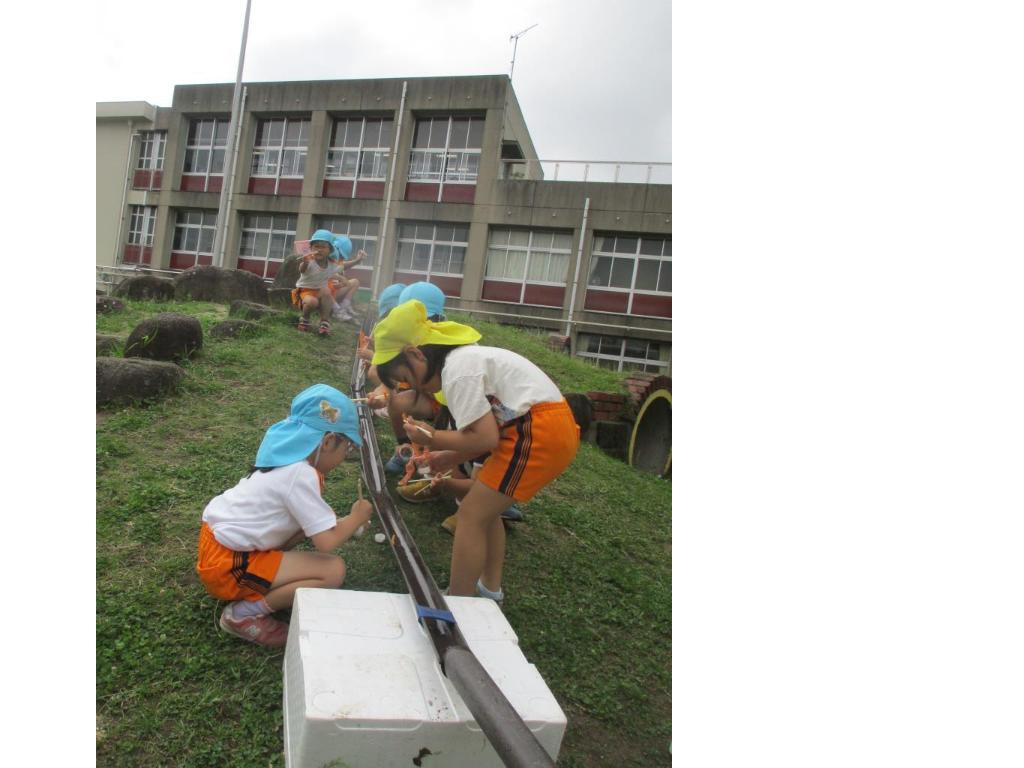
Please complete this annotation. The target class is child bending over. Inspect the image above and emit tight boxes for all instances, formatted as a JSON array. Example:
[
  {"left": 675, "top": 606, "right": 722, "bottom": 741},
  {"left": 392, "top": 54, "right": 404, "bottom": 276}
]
[{"left": 372, "top": 300, "right": 579, "bottom": 601}]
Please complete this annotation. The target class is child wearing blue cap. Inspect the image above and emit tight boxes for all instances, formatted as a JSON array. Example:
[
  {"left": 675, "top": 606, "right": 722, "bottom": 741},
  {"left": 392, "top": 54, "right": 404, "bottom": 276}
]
[
  {"left": 196, "top": 384, "right": 371, "bottom": 648},
  {"left": 328, "top": 234, "right": 366, "bottom": 323},
  {"left": 293, "top": 230, "right": 342, "bottom": 336},
  {"left": 376, "top": 282, "right": 450, "bottom": 474}
]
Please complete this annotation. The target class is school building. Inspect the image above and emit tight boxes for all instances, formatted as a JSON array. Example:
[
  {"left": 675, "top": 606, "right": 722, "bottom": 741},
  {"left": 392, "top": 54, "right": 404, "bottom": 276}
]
[{"left": 96, "top": 75, "right": 672, "bottom": 374}]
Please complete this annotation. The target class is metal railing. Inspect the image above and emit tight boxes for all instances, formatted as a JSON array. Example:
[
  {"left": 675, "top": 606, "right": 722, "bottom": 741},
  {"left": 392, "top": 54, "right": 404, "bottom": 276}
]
[{"left": 501, "top": 158, "right": 671, "bottom": 185}]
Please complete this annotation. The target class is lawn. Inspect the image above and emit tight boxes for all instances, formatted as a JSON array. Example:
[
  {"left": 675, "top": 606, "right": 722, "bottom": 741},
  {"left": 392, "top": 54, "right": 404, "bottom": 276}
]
[{"left": 96, "top": 300, "right": 672, "bottom": 767}]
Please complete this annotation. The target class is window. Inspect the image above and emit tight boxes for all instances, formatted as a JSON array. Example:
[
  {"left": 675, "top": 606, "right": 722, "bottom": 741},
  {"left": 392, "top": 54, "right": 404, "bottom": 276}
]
[
  {"left": 484, "top": 228, "right": 573, "bottom": 305},
  {"left": 587, "top": 234, "right": 671, "bottom": 314},
  {"left": 313, "top": 216, "right": 379, "bottom": 268},
  {"left": 395, "top": 222, "right": 469, "bottom": 277},
  {"left": 238, "top": 213, "right": 297, "bottom": 278},
  {"left": 577, "top": 333, "right": 671, "bottom": 373},
  {"left": 408, "top": 115, "right": 483, "bottom": 183},
  {"left": 325, "top": 117, "right": 393, "bottom": 181},
  {"left": 251, "top": 117, "right": 310, "bottom": 179},
  {"left": 171, "top": 209, "right": 217, "bottom": 265},
  {"left": 137, "top": 131, "right": 166, "bottom": 170},
  {"left": 127, "top": 205, "right": 157, "bottom": 246},
  {"left": 182, "top": 119, "right": 229, "bottom": 177}
]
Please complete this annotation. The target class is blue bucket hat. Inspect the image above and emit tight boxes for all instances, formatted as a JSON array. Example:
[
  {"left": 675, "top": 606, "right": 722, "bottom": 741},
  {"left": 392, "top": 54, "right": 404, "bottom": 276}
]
[
  {"left": 254, "top": 384, "right": 361, "bottom": 468},
  {"left": 399, "top": 281, "right": 446, "bottom": 319},
  {"left": 377, "top": 283, "right": 406, "bottom": 318},
  {"left": 333, "top": 234, "right": 353, "bottom": 261},
  {"left": 309, "top": 229, "right": 338, "bottom": 260}
]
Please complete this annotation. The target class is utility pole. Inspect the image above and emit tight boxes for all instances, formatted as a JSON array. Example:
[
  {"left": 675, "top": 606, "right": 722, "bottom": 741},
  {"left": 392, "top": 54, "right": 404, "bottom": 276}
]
[
  {"left": 509, "top": 23, "right": 538, "bottom": 80},
  {"left": 212, "top": 0, "right": 252, "bottom": 268}
]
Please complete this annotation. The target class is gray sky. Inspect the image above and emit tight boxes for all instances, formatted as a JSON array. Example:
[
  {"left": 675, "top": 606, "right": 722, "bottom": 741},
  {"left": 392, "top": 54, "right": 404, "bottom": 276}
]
[{"left": 96, "top": 0, "right": 671, "bottom": 164}]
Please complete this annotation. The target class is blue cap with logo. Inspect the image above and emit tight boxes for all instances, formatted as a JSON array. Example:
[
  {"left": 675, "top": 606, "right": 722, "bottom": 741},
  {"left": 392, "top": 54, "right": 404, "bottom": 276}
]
[{"left": 254, "top": 384, "right": 361, "bottom": 468}]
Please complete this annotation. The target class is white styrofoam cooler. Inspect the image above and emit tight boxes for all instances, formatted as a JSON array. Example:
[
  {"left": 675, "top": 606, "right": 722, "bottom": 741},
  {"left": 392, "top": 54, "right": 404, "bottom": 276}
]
[{"left": 283, "top": 588, "right": 566, "bottom": 768}]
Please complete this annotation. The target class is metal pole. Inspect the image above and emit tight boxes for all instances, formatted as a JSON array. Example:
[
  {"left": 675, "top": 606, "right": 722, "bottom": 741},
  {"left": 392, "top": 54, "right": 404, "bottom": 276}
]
[
  {"left": 373, "top": 80, "right": 407, "bottom": 299},
  {"left": 564, "top": 197, "right": 590, "bottom": 339},
  {"left": 212, "top": 0, "right": 252, "bottom": 268}
]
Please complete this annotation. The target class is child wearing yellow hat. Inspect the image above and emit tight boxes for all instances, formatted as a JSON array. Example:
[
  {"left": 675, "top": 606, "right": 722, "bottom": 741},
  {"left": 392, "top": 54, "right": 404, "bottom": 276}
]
[{"left": 372, "top": 301, "right": 579, "bottom": 600}]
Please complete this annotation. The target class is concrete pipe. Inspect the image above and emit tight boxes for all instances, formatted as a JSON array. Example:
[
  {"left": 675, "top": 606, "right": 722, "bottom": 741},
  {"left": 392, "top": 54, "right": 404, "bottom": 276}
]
[{"left": 628, "top": 389, "right": 671, "bottom": 477}]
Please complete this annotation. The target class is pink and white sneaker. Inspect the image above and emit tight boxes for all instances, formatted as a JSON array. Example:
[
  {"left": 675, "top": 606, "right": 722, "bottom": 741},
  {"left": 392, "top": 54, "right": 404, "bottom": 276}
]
[{"left": 218, "top": 604, "right": 289, "bottom": 648}]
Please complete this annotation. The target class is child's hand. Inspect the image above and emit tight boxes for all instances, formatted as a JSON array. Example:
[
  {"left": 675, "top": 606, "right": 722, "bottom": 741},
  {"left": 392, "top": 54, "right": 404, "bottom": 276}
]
[
  {"left": 403, "top": 417, "right": 433, "bottom": 446},
  {"left": 358, "top": 347, "right": 374, "bottom": 363},
  {"left": 349, "top": 499, "right": 373, "bottom": 526},
  {"left": 424, "top": 450, "right": 459, "bottom": 475}
]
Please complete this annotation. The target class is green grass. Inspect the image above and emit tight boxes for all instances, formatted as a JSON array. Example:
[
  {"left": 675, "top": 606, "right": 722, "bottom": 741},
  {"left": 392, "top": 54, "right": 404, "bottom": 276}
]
[{"left": 96, "top": 300, "right": 671, "bottom": 767}]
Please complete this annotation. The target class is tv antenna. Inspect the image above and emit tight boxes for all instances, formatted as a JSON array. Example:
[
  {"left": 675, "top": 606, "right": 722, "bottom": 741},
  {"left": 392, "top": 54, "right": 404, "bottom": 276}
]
[{"left": 509, "top": 23, "right": 538, "bottom": 80}]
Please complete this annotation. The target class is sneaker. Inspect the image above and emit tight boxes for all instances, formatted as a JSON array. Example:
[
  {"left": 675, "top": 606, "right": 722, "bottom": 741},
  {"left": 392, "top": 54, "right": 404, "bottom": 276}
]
[
  {"left": 440, "top": 513, "right": 458, "bottom": 536},
  {"left": 317, "top": 320, "right": 331, "bottom": 337},
  {"left": 297, "top": 318, "right": 311, "bottom": 332},
  {"left": 501, "top": 504, "right": 524, "bottom": 522},
  {"left": 333, "top": 306, "right": 354, "bottom": 321},
  {"left": 219, "top": 605, "right": 289, "bottom": 648},
  {"left": 384, "top": 447, "right": 411, "bottom": 475}
]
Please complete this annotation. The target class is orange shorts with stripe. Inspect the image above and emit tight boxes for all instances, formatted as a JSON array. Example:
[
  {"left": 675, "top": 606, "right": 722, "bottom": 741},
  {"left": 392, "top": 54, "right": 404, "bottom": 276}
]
[
  {"left": 291, "top": 287, "right": 323, "bottom": 307},
  {"left": 196, "top": 522, "right": 283, "bottom": 602},
  {"left": 477, "top": 399, "right": 580, "bottom": 503}
]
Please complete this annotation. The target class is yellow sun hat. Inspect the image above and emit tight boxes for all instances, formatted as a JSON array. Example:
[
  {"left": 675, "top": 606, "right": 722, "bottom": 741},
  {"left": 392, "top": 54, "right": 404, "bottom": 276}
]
[{"left": 371, "top": 300, "right": 481, "bottom": 365}]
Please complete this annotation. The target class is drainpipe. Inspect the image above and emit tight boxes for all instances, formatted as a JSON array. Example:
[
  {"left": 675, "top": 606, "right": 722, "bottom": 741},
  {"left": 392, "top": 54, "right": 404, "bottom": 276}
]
[
  {"left": 564, "top": 196, "right": 590, "bottom": 346},
  {"left": 373, "top": 80, "right": 407, "bottom": 299},
  {"left": 221, "top": 85, "right": 247, "bottom": 268},
  {"left": 114, "top": 122, "right": 137, "bottom": 267}
]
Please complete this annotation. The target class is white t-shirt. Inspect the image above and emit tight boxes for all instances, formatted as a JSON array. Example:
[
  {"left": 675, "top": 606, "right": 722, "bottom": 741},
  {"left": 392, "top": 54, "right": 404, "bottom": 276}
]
[
  {"left": 202, "top": 461, "right": 337, "bottom": 551},
  {"left": 441, "top": 345, "right": 563, "bottom": 429},
  {"left": 295, "top": 259, "right": 340, "bottom": 289}
]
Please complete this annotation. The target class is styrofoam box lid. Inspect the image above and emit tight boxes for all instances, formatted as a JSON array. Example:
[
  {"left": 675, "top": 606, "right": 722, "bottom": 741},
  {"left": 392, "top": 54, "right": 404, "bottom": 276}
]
[{"left": 287, "top": 588, "right": 565, "bottom": 728}]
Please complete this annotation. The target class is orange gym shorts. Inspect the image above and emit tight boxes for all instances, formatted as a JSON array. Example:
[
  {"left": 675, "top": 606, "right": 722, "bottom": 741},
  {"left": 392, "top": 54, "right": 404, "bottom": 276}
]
[
  {"left": 196, "top": 522, "right": 283, "bottom": 602},
  {"left": 291, "top": 287, "right": 323, "bottom": 307},
  {"left": 477, "top": 399, "right": 580, "bottom": 503}
]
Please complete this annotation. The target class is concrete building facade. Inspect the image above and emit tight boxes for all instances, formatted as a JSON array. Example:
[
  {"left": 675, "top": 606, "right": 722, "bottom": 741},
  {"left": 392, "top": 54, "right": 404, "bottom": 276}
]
[{"left": 96, "top": 75, "right": 671, "bottom": 374}]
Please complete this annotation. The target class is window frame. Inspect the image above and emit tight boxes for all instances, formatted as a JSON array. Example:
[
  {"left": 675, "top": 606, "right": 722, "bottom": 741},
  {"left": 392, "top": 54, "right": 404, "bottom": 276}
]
[
  {"left": 126, "top": 205, "right": 157, "bottom": 246},
  {"left": 250, "top": 117, "right": 311, "bottom": 191},
  {"left": 181, "top": 118, "right": 229, "bottom": 184},
  {"left": 408, "top": 115, "right": 484, "bottom": 196},
  {"left": 484, "top": 227, "right": 573, "bottom": 306},
  {"left": 577, "top": 333, "right": 671, "bottom": 373},
  {"left": 313, "top": 216, "right": 380, "bottom": 269},
  {"left": 394, "top": 221, "right": 469, "bottom": 279},
  {"left": 171, "top": 209, "right": 218, "bottom": 263},
  {"left": 586, "top": 234, "right": 672, "bottom": 315},
  {"left": 324, "top": 116, "right": 393, "bottom": 186},
  {"left": 238, "top": 213, "right": 298, "bottom": 279},
  {"left": 136, "top": 131, "right": 166, "bottom": 171}
]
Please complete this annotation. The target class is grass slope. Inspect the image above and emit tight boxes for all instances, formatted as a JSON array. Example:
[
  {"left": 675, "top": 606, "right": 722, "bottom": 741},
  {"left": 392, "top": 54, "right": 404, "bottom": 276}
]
[{"left": 96, "top": 301, "right": 671, "bottom": 767}]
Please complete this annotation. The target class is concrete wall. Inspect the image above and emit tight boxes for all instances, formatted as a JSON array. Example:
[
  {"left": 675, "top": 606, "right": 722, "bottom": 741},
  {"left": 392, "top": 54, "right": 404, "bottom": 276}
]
[{"left": 97, "top": 76, "right": 672, "bottom": 365}]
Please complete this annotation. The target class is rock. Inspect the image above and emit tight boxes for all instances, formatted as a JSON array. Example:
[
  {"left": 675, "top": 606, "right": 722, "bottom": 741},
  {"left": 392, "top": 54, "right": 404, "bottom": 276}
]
[
  {"left": 271, "top": 255, "right": 304, "bottom": 289},
  {"left": 210, "top": 319, "right": 260, "bottom": 340},
  {"left": 114, "top": 275, "right": 175, "bottom": 301},
  {"left": 267, "top": 287, "right": 296, "bottom": 309},
  {"left": 96, "top": 335, "right": 123, "bottom": 356},
  {"left": 96, "top": 357, "right": 183, "bottom": 408},
  {"left": 174, "top": 265, "right": 269, "bottom": 304},
  {"left": 124, "top": 312, "right": 203, "bottom": 362},
  {"left": 594, "top": 420, "right": 631, "bottom": 460},
  {"left": 97, "top": 296, "right": 125, "bottom": 314},
  {"left": 564, "top": 393, "right": 593, "bottom": 434},
  {"left": 229, "top": 300, "right": 288, "bottom": 322}
]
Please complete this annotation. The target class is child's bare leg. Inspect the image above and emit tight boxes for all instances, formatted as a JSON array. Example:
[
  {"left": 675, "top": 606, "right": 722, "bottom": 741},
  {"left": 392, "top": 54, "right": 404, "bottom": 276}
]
[
  {"left": 448, "top": 481, "right": 513, "bottom": 596},
  {"left": 263, "top": 550, "right": 346, "bottom": 610},
  {"left": 301, "top": 295, "right": 318, "bottom": 320},
  {"left": 317, "top": 287, "right": 333, "bottom": 322},
  {"left": 339, "top": 279, "right": 359, "bottom": 302}
]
